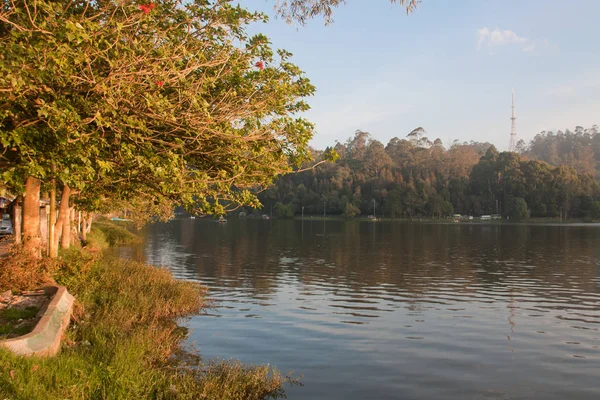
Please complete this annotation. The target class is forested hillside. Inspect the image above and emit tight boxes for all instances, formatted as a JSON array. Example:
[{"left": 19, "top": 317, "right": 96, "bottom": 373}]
[
  {"left": 524, "top": 125, "right": 600, "bottom": 177},
  {"left": 257, "top": 126, "right": 600, "bottom": 220}
]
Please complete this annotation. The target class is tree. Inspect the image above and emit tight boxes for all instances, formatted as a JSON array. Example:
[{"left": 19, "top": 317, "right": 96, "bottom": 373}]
[
  {"left": 515, "top": 139, "right": 527, "bottom": 154},
  {"left": 342, "top": 202, "right": 360, "bottom": 218},
  {"left": 507, "top": 197, "right": 528, "bottom": 220},
  {"left": 274, "top": 202, "right": 295, "bottom": 218},
  {"left": 364, "top": 140, "right": 392, "bottom": 178},
  {"left": 1, "top": 0, "right": 317, "bottom": 255},
  {"left": 274, "top": 0, "right": 420, "bottom": 25}
]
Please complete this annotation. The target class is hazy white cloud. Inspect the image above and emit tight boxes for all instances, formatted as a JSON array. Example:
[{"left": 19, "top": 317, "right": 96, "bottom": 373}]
[{"left": 476, "top": 27, "right": 536, "bottom": 53}]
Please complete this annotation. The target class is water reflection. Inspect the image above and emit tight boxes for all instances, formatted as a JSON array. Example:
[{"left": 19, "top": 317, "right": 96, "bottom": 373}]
[{"left": 112, "top": 220, "right": 600, "bottom": 400}]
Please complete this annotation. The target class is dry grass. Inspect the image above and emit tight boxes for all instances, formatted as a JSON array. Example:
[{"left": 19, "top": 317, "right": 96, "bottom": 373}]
[{"left": 0, "top": 245, "right": 58, "bottom": 291}]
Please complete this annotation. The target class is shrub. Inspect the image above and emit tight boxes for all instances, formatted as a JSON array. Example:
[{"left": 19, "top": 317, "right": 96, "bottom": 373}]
[{"left": 343, "top": 203, "right": 361, "bottom": 218}]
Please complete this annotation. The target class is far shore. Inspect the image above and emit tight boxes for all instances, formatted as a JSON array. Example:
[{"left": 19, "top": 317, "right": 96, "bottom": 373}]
[{"left": 178, "top": 215, "right": 600, "bottom": 225}]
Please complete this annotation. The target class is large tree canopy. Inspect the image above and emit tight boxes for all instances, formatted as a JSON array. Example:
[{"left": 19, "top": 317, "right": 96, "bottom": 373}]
[{"left": 1, "top": 0, "right": 316, "bottom": 217}]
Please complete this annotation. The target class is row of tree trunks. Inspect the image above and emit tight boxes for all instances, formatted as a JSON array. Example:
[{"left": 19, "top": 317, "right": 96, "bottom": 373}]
[{"left": 18, "top": 176, "right": 96, "bottom": 258}]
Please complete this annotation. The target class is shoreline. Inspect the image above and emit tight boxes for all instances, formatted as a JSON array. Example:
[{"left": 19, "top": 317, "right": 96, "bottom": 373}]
[
  {"left": 0, "top": 221, "right": 293, "bottom": 399},
  {"left": 221, "top": 215, "right": 600, "bottom": 225}
]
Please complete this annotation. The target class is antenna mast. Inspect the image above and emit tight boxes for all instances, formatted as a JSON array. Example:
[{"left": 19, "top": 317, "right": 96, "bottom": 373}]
[{"left": 509, "top": 89, "right": 517, "bottom": 152}]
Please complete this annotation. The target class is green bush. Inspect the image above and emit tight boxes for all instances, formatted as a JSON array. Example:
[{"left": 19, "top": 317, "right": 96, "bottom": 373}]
[
  {"left": 274, "top": 202, "right": 295, "bottom": 218},
  {"left": 84, "top": 227, "right": 109, "bottom": 250},
  {"left": 343, "top": 203, "right": 361, "bottom": 218},
  {"left": 507, "top": 197, "right": 529, "bottom": 221}
]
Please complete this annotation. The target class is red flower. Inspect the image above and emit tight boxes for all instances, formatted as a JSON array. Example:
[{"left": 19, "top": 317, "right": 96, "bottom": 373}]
[
  {"left": 155, "top": 81, "right": 164, "bottom": 87},
  {"left": 138, "top": 4, "right": 152, "bottom": 13},
  {"left": 255, "top": 61, "right": 264, "bottom": 71}
]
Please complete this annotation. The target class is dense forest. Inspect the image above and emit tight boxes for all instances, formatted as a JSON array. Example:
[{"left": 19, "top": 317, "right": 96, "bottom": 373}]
[{"left": 256, "top": 126, "right": 600, "bottom": 220}]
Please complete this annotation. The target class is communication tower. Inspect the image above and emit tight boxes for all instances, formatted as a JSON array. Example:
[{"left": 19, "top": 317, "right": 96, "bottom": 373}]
[{"left": 509, "top": 89, "right": 517, "bottom": 152}]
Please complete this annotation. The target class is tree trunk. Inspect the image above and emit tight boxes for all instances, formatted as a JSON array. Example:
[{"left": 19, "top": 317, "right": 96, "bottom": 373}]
[
  {"left": 61, "top": 205, "right": 72, "bottom": 250},
  {"left": 39, "top": 205, "right": 48, "bottom": 256},
  {"left": 54, "top": 185, "right": 71, "bottom": 252},
  {"left": 70, "top": 207, "right": 78, "bottom": 247},
  {"left": 85, "top": 214, "right": 93, "bottom": 234},
  {"left": 81, "top": 213, "right": 88, "bottom": 241},
  {"left": 49, "top": 179, "right": 57, "bottom": 258},
  {"left": 22, "top": 177, "right": 41, "bottom": 258}
]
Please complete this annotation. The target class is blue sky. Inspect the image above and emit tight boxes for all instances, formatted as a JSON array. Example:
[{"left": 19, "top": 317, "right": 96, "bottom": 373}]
[{"left": 243, "top": 0, "right": 600, "bottom": 150}]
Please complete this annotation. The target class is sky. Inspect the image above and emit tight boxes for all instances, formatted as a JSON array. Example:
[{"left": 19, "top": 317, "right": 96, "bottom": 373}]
[{"left": 241, "top": 0, "right": 600, "bottom": 150}]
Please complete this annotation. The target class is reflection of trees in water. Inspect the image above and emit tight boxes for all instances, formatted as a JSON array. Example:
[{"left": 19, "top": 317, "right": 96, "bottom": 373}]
[{"left": 139, "top": 220, "right": 600, "bottom": 304}]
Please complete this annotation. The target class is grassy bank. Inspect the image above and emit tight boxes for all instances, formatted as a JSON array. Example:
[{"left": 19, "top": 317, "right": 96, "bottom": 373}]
[
  {"left": 86, "top": 219, "right": 142, "bottom": 249},
  {"left": 0, "top": 245, "right": 294, "bottom": 398}
]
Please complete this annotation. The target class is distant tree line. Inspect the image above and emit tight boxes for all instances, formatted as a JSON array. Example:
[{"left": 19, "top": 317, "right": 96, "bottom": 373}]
[
  {"left": 256, "top": 126, "right": 600, "bottom": 220},
  {"left": 522, "top": 125, "right": 600, "bottom": 177}
]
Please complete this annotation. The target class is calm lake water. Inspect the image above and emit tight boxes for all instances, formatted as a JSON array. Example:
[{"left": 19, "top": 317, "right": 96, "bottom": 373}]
[{"left": 112, "top": 219, "right": 600, "bottom": 400}]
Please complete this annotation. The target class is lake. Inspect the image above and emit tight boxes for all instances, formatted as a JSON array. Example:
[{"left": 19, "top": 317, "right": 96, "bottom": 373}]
[{"left": 112, "top": 219, "right": 600, "bottom": 400}]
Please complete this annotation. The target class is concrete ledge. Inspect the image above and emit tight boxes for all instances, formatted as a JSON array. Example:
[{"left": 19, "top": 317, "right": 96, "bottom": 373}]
[{"left": 0, "top": 286, "right": 74, "bottom": 357}]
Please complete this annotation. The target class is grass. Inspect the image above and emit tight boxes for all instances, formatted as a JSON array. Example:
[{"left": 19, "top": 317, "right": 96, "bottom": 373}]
[
  {"left": 0, "top": 307, "right": 40, "bottom": 339},
  {"left": 0, "top": 307, "right": 39, "bottom": 322},
  {"left": 0, "top": 249, "right": 295, "bottom": 399},
  {"left": 0, "top": 322, "right": 35, "bottom": 338},
  {"left": 87, "top": 219, "right": 142, "bottom": 249}
]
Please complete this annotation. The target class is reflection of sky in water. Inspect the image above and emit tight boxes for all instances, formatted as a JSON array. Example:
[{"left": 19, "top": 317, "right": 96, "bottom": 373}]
[{"left": 112, "top": 219, "right": 600, "bottom": 400}]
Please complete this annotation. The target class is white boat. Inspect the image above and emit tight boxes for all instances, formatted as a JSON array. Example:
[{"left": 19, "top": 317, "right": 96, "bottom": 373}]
[{"left": 218, "top": 216, "right": 227, "bottom": 223}]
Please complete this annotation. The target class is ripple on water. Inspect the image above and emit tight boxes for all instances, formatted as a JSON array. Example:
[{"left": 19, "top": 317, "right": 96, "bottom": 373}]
[{"left": 113, "top": 219, "right": 600, "bottom": 400}]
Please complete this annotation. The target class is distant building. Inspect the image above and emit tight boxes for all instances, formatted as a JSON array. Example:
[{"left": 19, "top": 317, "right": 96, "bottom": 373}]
[{"left": 481, "top": 215, "right": 491, "bottom": 220}]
